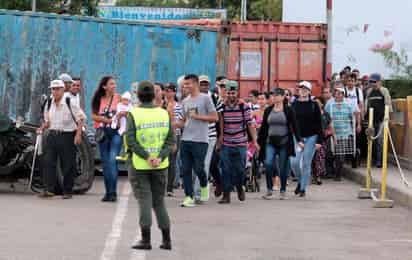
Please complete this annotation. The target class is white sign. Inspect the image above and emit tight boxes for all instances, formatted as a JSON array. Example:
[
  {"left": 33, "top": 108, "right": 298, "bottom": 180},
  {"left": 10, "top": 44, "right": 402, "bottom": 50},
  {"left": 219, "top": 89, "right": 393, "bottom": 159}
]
[
  {"left": 98, "top": 6, "right": 227, "bottom": 20},
  {"left": 240, "top": 52, "right": 262, "bottom": 78}
]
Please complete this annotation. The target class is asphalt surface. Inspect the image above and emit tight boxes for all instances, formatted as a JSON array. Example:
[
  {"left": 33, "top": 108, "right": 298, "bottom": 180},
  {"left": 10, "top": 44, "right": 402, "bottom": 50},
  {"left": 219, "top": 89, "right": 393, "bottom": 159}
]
[{"left": 0, "top": 176, "right": 411, "bottom": 260}]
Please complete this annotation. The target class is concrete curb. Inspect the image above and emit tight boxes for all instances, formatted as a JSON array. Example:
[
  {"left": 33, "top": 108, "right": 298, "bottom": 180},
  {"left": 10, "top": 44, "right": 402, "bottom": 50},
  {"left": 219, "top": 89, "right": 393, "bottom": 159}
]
[{"left": 343, "top": 166, "right": 412, "bottom": 210}]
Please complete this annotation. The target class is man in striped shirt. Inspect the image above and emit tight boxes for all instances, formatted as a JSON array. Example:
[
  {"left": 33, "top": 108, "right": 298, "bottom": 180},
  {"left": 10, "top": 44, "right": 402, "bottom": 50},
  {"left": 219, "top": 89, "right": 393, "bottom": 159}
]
[{"left": 217, "top": 80, "right": 259, "bottom": 204}]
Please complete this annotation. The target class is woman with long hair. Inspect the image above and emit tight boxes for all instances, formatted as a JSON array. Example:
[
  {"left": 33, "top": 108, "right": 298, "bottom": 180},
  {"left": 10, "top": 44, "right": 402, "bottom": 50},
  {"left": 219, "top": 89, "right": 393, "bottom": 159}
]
[
  {"left": 164, "top": 82, "right": 182, "bottom": 196},
  {"left": 258, "top": 88, "right": 302, "bottom": 200},
  {"left": 91, "top": 76, "right": 122, "bottom": 202}
]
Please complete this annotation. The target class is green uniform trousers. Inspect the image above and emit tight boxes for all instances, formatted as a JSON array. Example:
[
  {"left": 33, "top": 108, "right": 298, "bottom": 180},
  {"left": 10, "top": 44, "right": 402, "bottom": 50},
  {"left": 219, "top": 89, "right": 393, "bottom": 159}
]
[{"left": 128, "top": 167, "right": 171, "bottom": 230}]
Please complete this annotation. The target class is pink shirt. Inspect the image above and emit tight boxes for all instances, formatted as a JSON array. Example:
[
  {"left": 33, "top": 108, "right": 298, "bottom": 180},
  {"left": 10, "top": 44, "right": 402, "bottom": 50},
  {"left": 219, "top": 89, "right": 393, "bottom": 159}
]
[{"left": 93, "top": 94, "right": 121, "bottom": 129}]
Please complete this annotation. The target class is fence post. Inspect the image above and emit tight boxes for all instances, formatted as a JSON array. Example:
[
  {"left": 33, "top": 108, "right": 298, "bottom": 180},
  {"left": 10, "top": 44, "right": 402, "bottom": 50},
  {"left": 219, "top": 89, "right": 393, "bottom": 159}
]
[
  {"left": 373, "top": 106, "right": 394, "bottom": 208},
  {"left": 358, "top": 108, "right": 376, "bottom": 199}
]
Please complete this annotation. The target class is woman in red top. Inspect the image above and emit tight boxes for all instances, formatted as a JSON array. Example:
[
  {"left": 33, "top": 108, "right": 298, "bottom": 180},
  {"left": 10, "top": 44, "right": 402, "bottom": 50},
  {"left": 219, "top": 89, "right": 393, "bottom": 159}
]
[{"left": 91, "top": 76, "right": 123, "bottom": 202}]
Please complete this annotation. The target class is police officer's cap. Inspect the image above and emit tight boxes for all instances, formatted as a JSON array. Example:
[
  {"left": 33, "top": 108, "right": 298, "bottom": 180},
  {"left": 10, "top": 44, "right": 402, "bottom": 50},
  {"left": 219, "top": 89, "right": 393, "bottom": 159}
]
[{"left": 137, "top": 80, "right": 154, "bottom": 94}]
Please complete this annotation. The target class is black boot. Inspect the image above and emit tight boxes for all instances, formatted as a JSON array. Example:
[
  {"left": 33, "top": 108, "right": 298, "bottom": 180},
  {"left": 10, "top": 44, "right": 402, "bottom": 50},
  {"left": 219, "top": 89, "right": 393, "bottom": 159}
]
[
  {"left": 218, "top": 192, "right": 231, "bottom": 204},
  {"left": 159, "top": 228, "right": 172, "bottom": 250},
  {"left": 237, "top": 185, "right": 245, "bottom": 201},
  {"left": 132, "top": 228, "right": 152, "bottom": 250},
  {"left": 294, "top": 183, "right": 301, "bottom": 195}
]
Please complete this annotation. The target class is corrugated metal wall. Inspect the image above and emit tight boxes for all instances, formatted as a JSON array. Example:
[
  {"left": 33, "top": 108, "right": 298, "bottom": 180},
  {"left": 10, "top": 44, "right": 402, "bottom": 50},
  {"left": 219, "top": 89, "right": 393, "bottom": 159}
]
[{"left": 0, "top": 10, "right": 227, "bottom": 124}]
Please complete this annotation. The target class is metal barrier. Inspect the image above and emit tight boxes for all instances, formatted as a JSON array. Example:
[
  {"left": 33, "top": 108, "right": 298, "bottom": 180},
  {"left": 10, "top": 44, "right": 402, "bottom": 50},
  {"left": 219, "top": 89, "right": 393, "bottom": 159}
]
[{"left": 357, "top": 105, "right": 412, "bottom": 208}]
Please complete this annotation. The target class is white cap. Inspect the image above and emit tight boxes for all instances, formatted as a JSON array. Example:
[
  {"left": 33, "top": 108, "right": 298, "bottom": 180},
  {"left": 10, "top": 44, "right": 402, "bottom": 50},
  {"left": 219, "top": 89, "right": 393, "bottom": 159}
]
[
  {"left": 335, "top": 87, "right": 345, "bottom": 93},
  {"left": 49, "top": 80, "right": 65, "bottom": 89},
  {"left": 58, "top": 73, "right": 73, "bottom": 83},
  {"left": 298, "top": 81, "right": 312, "bottom": 91},
  {"left": 121, "top": 91, "right": 132, "bottom": 100}
]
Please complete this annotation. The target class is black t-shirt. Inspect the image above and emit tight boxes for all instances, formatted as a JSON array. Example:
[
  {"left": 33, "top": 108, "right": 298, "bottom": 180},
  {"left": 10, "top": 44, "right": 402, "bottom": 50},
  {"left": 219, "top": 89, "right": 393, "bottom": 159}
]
[
  {"left": 367, "top": 89, "right": 385, "bottom": 125},
  {"left": 292, "top": 100, "right": 322, "bottom": 143}
]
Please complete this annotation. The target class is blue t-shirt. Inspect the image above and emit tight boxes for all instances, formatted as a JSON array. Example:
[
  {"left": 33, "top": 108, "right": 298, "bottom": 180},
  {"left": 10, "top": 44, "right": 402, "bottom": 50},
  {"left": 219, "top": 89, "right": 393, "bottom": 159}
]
[{"left": 325, "top": 99, "right": 354, "bottom": 138}]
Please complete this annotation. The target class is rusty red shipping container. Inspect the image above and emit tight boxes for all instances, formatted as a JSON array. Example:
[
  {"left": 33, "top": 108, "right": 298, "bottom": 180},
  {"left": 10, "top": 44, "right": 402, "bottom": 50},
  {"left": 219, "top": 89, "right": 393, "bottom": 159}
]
[
  {"left": 228, "top": 22, "right": 328, "bottom": 97},
  {"left": 150, "top": 20, "right": 327, "bottom": 97}
]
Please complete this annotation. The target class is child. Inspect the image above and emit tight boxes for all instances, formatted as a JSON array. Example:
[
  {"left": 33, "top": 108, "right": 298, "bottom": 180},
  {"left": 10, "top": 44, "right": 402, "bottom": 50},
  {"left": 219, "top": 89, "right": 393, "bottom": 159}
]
[{"left": 113, "top": 91, "right": 132, "bottom": 161}]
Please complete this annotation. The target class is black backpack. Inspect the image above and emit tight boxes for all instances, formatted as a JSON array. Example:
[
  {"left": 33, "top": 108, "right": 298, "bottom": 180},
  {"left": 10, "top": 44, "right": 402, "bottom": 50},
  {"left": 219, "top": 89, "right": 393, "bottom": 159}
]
[{"left": 344, "top": 87, "right": 361, "bottom": 105}]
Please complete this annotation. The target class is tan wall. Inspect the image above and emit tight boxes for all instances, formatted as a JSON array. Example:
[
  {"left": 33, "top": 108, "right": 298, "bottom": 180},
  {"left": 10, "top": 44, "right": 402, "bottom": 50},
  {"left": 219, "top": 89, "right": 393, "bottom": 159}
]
[{"left": 390, "top": 97, "right": 412, "bottom": 159}]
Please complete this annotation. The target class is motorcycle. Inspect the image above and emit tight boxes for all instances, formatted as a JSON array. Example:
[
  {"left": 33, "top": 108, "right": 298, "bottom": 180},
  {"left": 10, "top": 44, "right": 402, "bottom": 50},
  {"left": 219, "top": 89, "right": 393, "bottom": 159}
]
[{"left": 0, "top": 113, "right": 95, "bottom": 194}]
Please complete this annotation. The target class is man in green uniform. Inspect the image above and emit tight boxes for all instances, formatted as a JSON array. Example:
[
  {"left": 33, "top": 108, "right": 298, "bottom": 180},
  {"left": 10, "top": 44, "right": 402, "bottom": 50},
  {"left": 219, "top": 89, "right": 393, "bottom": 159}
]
[{"left": 126, "top": 81, "right": 175, "bottom": 250}]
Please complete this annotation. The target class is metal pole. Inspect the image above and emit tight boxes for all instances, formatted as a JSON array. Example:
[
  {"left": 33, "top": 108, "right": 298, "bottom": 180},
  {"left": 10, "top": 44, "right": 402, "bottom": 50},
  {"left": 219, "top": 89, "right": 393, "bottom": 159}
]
[
  {"left": 32, "top": 0, "right": 36, "bottom": 12},
  {"left": 326, "top": 0, "right": 332, "bottom": 78},
  {"left": 380, "top": 106, "right": 390, "bottom": 200},
  {"left": 366, "top": 108, "right": 374, "bottom": 191}
]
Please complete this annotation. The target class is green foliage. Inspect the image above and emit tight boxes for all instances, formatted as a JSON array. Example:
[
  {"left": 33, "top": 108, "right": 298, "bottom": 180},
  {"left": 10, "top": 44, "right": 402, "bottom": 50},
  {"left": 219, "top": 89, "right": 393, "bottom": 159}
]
[
  {"left": 383, "top": 80, "right": 412, "bottom": 99},
  {"left": 375, "top": 48, "right": 412, "bottom": 98},
  {"left": 376, "top": 48, "right": 412, "bottom": 80},
  {"left": 0, "top": 0, "right": 100, "bottom": 16}
]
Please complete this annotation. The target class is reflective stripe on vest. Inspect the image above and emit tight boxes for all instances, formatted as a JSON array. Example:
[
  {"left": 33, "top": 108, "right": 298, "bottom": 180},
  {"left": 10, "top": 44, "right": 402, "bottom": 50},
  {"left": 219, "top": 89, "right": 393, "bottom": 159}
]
[{"left": 130, "top": 107, "right": 170, "bottom": 170}]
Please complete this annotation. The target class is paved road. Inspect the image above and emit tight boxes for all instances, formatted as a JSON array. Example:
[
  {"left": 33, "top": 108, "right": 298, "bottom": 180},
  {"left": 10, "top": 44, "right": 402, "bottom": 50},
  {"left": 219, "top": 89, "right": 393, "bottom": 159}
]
[{"left": 0, "top": 177, "right": 411, "bottom": 260}]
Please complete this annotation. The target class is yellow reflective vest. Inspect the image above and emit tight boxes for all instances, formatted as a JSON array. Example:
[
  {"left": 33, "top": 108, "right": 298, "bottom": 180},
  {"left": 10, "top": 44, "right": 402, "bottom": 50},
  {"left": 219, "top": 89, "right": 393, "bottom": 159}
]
[{"left": 130, "top": 107, "right": 170, "bottom": 170}]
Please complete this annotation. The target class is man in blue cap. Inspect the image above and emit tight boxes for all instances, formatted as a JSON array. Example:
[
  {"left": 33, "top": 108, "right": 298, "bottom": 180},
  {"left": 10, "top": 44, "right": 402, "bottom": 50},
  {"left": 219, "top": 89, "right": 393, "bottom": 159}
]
[{"left": 364, "top": 73, "right": 393, "bottom": 168}]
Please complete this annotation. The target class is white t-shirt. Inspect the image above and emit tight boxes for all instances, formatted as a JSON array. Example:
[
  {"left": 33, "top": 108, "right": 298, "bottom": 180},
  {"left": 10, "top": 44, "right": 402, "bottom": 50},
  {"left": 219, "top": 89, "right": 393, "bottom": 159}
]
[
  {"left": 345, "top": 87, "right": 363, "bottom": 111},
  {"left": 112, "top": 103, "right": 132, "bottom": 135},
  {"left": 63, "top": 92, "right": 81, "bottom": 108}
]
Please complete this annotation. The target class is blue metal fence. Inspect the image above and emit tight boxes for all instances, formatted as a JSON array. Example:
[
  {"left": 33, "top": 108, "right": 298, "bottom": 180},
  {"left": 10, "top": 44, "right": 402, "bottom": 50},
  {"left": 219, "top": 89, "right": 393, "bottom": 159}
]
[{"left": 0, "top": 10, "right": 227, "bottom": 124}]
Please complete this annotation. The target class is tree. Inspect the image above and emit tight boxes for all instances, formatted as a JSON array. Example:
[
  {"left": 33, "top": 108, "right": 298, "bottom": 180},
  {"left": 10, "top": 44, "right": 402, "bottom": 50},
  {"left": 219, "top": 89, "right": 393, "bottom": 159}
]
[
  {"left": 376, "top": 49, "right": 412, "bottom": 80},
  {"left": 0, "top": 0, "right": 100, "bottom": 16},
  {"left": 116, "top": 0, "right": 282, "bottom": 21}
]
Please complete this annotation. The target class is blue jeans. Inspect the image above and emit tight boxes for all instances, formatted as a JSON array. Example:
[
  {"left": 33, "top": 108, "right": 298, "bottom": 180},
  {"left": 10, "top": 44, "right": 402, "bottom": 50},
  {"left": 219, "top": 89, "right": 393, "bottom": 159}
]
[
  {"left": 194, "top": 138, "right": 216, "bottom": 199},
  {"left": 98, "top": 128, "right": 122, "bottom": 196},
  {"left": 221, "top": 145, "right": 247, "bottom": 193},
  {"left": 180, "top": 141, "right": 208, "bottom": 197},
  {"left": 290, "top": 135, "right": 318, "bottom": 192},
  {"left": 265, "top": 144, "right": 289, "bottom": 192}
]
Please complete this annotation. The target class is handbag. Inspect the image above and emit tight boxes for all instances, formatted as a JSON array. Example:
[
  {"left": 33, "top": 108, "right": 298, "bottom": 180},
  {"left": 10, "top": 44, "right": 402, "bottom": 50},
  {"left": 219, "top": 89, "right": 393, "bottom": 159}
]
[
  {"left": 268, "top": 135, "right": 288, "bottom": 147},
  {"left": 95, "top": 95, "right": 114, "bottom": 143}
]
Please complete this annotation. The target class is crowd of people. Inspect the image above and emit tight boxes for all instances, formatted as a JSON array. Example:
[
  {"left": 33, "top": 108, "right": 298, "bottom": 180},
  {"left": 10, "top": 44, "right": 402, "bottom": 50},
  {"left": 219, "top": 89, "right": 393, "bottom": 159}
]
[{"left": 36, "top": 66, "right": 392, "bottom": 250}]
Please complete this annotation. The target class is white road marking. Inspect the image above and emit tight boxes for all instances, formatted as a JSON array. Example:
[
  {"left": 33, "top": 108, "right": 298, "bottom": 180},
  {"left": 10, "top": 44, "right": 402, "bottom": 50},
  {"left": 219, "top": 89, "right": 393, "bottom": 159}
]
[{"left": 100, "top": 183, "right": 132, "bottom": 260}]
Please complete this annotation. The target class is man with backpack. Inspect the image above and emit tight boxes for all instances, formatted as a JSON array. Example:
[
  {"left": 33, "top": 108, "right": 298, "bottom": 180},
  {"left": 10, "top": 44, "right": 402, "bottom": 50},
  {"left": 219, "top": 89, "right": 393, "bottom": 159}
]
[
  {"left": 37, "top": 80, "right": 85, "bottom": 199},
  {"left": 217, "top": 80, "right": 259, "bottom": 204},
  {"left": 344, "top": 73, "right": 363, "bottom": 168}
]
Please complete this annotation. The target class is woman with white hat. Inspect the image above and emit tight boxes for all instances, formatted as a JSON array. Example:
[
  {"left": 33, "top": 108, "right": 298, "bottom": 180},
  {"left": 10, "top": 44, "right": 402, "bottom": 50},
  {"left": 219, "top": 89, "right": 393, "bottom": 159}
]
[{"left": 290, "top": 81, "right": 323, "bottom": 197}]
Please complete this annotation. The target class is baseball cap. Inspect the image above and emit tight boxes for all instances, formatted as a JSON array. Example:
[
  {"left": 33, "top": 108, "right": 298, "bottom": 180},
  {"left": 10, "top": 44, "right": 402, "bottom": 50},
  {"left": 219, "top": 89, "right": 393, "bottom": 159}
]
[
  {"left": 298, "top": 81, "right": 312, "bottom": 91},
  {"left": 272, "top": 88, "right": 285, "bottom": 96},
  {"left": 121, "top": 91, "right": 131, "bottom": 100},
  {"left": 369, "top": 73, "right": 382, "bottom": 82},
  {"left": 49, "top": 79, "right": 65, "bottom": 89},
  {"left": 199, "top": 75, "right": 210, "bottom": 83},
  {"left": 58, "top": 73, "right": 74, "bottom": 83},
  {"left": 137, "top": 80, "right": 154, "bottom": 93},
  {"left": 335, "top": 87, "right": 345, "bottom": 93},
  {"left": 361, "top": 75, "right": 369, "bottom": 81},
  {"left": 225, "top": 80, "right": 238, "bottom": 91}
]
